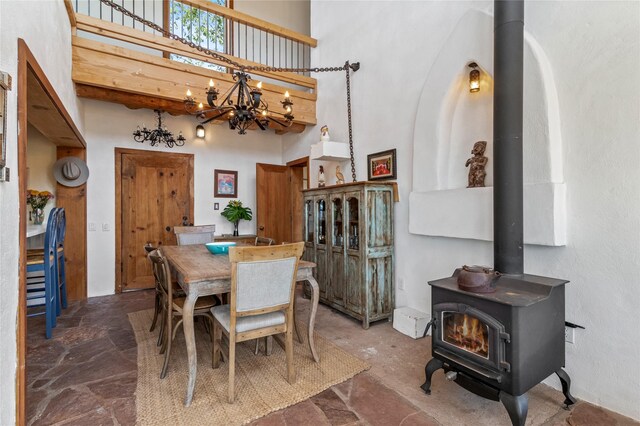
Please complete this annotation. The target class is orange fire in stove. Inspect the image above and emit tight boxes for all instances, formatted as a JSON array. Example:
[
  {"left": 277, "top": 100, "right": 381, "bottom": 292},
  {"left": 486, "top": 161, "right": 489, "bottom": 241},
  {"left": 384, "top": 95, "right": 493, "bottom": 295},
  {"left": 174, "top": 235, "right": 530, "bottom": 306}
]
[{"left": 443, "top": 313, "right": 489, "bottom": 358}]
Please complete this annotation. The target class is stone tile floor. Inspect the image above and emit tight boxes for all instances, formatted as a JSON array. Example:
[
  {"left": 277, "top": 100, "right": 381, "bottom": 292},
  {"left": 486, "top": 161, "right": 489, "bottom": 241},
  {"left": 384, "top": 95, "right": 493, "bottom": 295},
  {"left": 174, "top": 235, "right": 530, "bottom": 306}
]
[{"left": 27, "top": 289, "right": 637, "bottom": 426}]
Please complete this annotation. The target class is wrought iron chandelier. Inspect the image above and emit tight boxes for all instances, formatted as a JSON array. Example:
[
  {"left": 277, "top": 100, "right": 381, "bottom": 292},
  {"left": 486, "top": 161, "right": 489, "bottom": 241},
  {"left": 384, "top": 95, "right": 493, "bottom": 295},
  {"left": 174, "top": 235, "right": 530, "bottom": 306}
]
[
  {"left": 133, "top": 110, "right": 185, "bottom": 148},
  {"left": 184, "top": 73, "right": 293, "bottom": 135}
]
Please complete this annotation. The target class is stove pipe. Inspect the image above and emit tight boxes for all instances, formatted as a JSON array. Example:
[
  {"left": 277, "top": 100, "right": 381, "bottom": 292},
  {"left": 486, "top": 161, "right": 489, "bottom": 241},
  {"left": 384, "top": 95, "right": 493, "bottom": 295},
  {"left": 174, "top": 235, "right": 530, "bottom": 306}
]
[{"left": 493, "top": 0, "right": 524, "bottom": 275}]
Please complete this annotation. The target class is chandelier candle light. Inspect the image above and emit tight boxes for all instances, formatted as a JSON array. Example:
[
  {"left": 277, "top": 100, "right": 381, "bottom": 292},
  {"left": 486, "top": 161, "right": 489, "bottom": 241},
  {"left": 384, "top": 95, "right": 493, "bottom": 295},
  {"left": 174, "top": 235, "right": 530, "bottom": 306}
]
[
  {"left": 184, "top": 74, "right": 294, "bottom": 135},
  {"left": 133, "top": 110, "right": 185, "bottom": 148}
]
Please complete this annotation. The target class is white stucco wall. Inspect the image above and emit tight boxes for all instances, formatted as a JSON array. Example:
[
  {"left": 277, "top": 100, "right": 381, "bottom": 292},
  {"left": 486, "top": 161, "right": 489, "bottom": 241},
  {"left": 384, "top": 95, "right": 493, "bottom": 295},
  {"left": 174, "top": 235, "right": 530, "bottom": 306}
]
[
  {"left": 235, "top": 0, "right": 310, "bottom": 36},
  {"left": 83, "top": 100, "right": 284, "bottom": 297},
  {"left": 26, "top": 125, "right": 58, "bottom": 223},
  {"left": 0, "top": 0, "right": 84, "bottom": 423},
  {"left": 283, "top": 0, "right": 640, "bottom": 420}
]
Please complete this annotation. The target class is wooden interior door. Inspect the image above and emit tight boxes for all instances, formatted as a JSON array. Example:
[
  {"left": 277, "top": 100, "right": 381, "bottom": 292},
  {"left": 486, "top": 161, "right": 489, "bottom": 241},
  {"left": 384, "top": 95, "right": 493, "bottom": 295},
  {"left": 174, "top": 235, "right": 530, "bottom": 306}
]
[
  {"left": 256, "top": 163, "right": 292, "bottom": 244},
  {"left": 117, "top": 149, "right": 194, "bottom": 291},
  {"left": 287, "top": 157, "right": 308, "bottom": 242}
]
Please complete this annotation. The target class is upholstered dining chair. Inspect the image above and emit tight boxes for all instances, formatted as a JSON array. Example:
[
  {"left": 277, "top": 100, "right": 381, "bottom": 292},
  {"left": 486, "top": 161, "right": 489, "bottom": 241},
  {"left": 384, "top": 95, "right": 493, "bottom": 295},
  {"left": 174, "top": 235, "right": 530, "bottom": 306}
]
[
  {"left": 148, "top": 249, "right": 217, "bottom": 379},
  {"left": 254, "top": 236, "right": 274, "bottom": 246},
  {"left": 174, "top": 225, "right": 216, "bottom": 246},
  {"left": 212, "top": 242, "right": 304, "bottom": 403},
  {"left": 26, "top": 208, "right": 60, "bottom": 339}
]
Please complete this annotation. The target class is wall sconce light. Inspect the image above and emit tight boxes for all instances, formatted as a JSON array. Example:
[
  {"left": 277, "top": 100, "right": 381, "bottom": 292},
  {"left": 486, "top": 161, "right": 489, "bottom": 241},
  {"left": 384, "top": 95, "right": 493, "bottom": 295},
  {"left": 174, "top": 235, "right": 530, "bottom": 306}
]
[
  {"left": 196, "top": 124, "right": 205, "bottom": 139},
  {"left": 468, "top": 62, "right": 480, "bottom": 93}
]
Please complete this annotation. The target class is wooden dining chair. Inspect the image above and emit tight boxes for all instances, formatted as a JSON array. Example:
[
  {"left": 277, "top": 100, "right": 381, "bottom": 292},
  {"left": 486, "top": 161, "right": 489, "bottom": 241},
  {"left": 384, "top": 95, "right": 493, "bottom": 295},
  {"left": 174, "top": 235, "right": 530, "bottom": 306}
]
[
  {"left": 174, "top": 225, "right": 216, "bottom": 246},
  {"left": 255, "top": 236, "right": 274, "bottom": 246},
  {"left": 212, "top": 242, "right": 304, "bottom": 403},
  {"left": 54, "top": 208, "right": 68, "bottom": 315},
  {"left": 27, "top": 208, "right": 67, "bottom": 316},
  {"left": 144, "top": 243, "right": 162, "bottom": 335},
  {"left": 148, "top": 249, "right": 218, "bottom": 379},
  {"left": 26, "top": 208, "right": 60, "bottom": 339}
]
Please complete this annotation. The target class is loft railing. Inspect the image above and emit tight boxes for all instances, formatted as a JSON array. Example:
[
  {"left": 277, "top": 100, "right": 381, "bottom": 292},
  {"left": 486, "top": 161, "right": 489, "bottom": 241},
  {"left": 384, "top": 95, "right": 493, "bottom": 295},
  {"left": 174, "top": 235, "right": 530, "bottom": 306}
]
[
  {"left": 72, "top": 0, "right": 314, "bottom": 79},
  {"left": 67, "top": 0, "right": 317, "bottom": 127}
]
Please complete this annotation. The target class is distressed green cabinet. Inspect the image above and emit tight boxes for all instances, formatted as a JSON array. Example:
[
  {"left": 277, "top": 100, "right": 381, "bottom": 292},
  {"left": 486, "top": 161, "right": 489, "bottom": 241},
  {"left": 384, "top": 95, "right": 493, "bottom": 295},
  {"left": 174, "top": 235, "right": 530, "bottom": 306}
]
[{"left": 303, "top": 182, "right": 395, "bottom": 329}]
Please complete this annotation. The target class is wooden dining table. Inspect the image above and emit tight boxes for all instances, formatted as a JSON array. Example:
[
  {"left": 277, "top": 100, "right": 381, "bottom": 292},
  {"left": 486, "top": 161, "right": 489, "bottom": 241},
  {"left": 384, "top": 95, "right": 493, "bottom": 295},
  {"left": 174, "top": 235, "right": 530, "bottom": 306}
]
[{"left": 161, "top": 244, "right": 320, "bottom": 406}]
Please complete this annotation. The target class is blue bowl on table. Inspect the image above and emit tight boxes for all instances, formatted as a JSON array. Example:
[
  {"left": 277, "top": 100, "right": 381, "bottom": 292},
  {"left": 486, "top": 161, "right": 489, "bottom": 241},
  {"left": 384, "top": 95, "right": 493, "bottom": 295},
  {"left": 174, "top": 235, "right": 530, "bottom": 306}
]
[{"left": 205, "top": 242, "right": 236, "bottom": 255}]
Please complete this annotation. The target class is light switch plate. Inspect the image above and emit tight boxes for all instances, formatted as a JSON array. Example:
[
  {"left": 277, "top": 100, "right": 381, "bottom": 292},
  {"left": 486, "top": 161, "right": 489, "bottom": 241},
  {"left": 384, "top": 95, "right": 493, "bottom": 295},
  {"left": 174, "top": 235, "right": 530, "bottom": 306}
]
[
  {"left": 102, "top": 223, "right": 110, "bottom": 232},
  {"left": 88, "top": 223, "right": 96, "bottom": 232},
  {"left": 214, "top": 202, "right": 220, "bottom": 210}
]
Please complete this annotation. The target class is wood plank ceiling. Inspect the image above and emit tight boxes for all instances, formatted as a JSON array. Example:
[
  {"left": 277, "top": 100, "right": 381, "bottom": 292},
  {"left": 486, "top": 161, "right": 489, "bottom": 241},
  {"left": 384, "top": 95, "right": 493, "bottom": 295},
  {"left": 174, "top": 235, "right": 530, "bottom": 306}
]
[{"left": 27, "top": 70, "right": 85, "bottom": 147}]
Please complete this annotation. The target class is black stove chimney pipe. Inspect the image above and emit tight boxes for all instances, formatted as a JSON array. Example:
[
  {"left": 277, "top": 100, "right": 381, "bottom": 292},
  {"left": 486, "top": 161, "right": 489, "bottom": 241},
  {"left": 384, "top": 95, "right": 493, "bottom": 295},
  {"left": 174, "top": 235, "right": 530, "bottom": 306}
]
[{"left": 493, "top": 0, "right": 524, "bottom": 275}]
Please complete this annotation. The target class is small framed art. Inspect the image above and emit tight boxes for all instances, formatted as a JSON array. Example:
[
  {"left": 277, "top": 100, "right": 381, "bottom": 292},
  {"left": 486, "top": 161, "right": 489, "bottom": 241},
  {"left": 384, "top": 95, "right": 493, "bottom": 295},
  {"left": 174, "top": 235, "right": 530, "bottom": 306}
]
[
  {"left": 367, "top": 149, "right": 397, "bottom": 181},
  {"left": 214, "top": 169, "right": 238, "bottom": 198}
]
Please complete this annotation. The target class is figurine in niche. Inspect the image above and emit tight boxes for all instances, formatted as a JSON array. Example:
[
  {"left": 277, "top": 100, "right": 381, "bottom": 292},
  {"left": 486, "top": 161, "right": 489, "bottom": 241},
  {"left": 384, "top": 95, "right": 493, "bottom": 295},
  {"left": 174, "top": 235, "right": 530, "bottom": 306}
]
[
  {"left": 336, "top": 166, "right": 345, "bottom": 185},
  {"left": 465, "top": 141, "right": 488, "bottom": 188},
  {"left": 320, "top": 125, "right": 330, "bottom": 142},
  {"left": 318, "top": 165, "right": 326, "bottom": 187}
]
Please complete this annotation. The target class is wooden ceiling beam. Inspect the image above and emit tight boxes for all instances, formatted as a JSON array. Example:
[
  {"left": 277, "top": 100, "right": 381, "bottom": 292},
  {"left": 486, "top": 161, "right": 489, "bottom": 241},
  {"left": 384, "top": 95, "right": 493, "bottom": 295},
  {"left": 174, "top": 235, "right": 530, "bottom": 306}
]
[
  {"left": 75, "top": 84, "right": 187, "bottom": 115},
  {"left": 75, "top": 84, "right": 307, "bottom": 135}
]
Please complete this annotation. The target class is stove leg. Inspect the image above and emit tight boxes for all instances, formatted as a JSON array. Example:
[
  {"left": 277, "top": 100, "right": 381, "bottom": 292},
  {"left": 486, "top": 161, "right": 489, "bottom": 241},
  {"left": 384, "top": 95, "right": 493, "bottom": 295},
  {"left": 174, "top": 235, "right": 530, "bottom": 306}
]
[
  {"left": 420, "top": 358, "right": 443, "bottom": 395},
  {"left": 499, "top": 392, "right": 528, "bottom": 426},
  {"left": 556, "top": 368, "right": 577, "bottom": 408}
]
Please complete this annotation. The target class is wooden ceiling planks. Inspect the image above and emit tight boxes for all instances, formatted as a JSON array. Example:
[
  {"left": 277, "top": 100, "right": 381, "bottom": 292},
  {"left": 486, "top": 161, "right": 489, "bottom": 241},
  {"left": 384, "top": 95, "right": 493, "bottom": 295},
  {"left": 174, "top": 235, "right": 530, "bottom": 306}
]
[{"left": 27, "top": 70, "right": 85, "bottom": 147}]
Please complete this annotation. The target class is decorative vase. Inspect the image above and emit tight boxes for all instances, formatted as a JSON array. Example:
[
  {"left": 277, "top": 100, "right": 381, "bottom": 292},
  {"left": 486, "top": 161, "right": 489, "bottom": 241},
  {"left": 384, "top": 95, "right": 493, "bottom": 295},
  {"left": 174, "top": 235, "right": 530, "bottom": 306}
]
[
  {"left": 233, "top": 221, "right": 239, "bottom": 236},
  {"left": 33, "top": 208, "right": 45, "bottom": 225}
]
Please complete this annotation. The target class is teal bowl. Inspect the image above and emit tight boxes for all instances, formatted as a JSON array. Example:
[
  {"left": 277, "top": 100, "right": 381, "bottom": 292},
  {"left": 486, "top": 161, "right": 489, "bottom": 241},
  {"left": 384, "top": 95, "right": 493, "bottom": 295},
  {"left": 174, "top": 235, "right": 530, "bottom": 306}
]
[{"left": 205, "top": 242, "right": 236, "bottom": 255}]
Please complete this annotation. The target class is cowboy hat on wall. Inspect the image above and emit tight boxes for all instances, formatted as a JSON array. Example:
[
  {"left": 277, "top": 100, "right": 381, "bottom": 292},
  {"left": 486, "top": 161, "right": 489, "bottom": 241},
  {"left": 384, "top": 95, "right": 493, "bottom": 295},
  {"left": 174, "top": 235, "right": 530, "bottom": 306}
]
[{"left": 53, "top": 156, "right": 89, "bottom": 187}]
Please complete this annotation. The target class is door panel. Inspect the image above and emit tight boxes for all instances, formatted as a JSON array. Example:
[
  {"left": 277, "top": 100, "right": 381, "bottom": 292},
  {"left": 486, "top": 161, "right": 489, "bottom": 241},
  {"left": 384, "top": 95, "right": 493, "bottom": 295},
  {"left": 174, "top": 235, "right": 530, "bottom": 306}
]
[
  {"left": 346, "top": 254, "right": 362, "bottom": 314},
  {"left": 119, "top": 150, "right": 193, "bottom": 291},
  {"left": 290, "top": 166, "right": 304, "bottom": 242},
  {"left": 329, "top": 195, "right": 345, "bottom": 306},
  {"left": 314, "top": 195, "right": 328, "bottom": 299},
  {"left": 256, "top": 163, "right": 291, "bottom": 244}
]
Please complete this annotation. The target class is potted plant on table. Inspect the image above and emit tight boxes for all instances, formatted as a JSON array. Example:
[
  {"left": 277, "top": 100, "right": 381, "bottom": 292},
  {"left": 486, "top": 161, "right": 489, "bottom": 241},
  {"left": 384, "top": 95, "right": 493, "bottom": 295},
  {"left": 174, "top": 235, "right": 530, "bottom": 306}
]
[
  {"left": 221, "top": 200, "right": 252, "bottom": 236},
  {"left": 27, "top": 189, "right": 54, "bottom": 225}
]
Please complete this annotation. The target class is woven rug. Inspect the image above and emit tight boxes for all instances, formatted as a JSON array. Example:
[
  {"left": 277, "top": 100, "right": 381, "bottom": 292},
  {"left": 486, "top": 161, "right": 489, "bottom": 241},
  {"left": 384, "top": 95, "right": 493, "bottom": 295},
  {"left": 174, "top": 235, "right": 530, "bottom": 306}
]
[{"left": 129, "top": 309, "right": 370, "bottom": 425}]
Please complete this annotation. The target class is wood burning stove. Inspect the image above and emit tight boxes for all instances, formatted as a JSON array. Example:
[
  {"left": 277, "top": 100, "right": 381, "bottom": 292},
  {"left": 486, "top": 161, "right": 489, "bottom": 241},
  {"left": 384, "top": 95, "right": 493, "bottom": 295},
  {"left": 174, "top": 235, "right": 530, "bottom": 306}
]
[
  {"left": 421, "top": 271, "right": 576, "bottom": 425},
  {"left": 420, "top": 1, "right": 577, "bottom": 425}
]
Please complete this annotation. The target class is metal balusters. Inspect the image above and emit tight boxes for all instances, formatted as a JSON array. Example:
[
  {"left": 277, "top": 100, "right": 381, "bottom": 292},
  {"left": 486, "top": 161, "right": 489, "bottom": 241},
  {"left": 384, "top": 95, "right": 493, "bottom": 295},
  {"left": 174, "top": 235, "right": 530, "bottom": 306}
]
[{"left": 74, "top": 0, "right": 317, "bottom": 91}]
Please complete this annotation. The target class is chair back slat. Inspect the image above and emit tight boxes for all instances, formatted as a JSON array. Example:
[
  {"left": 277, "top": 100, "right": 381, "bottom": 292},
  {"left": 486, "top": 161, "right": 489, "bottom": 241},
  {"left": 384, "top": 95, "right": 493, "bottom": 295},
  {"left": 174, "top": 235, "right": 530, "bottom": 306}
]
[
  {"left": 55, "top": 208, "right": 66, "bottom": 248},
  {"left": 43, "top": 208, "right": 59, "bottom": 257},
  {"left": 148, "top": 249, "right": 172, "bottom": 299},
  {"left": 255, "top": 236, "right": 274, "bottom": 246},
  {"left": 174, "top": 225, "right": 216, "bottom": 245}
]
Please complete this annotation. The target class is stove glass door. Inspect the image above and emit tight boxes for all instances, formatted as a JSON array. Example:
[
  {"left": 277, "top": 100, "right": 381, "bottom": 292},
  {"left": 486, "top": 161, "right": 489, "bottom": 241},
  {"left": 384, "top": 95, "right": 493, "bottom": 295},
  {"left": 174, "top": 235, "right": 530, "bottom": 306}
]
[{"left": 442, "top": 312, "right": 490, "bottom": 359}]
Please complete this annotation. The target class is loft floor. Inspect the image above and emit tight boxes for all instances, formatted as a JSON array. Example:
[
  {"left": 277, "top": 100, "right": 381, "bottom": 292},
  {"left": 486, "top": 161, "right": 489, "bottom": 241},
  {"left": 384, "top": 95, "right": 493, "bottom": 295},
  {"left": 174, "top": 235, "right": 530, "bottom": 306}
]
[{"left": 26, "top": 290, "right": 635, "bottom": 426}]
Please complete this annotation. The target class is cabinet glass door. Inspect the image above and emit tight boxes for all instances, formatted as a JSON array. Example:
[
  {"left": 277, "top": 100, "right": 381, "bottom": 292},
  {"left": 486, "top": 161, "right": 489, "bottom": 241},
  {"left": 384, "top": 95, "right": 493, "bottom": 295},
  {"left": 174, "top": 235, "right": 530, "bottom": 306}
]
[
  {"left": 346, "top": 196, "right": 359, "bottom": 250},
  {"left": 304, "top": 199, "right": 314, "bottom": 243},
  {"left": 316, "top": 199, "right": 327, "bottom": 245},
  {"left": 332, "top": 197, "right": 344, "bottom": 247}
]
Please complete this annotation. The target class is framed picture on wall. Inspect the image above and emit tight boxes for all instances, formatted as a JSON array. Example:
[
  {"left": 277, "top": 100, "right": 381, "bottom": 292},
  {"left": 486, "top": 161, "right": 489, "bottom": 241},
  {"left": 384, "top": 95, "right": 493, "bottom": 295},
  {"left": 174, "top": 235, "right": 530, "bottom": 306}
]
[
  {"left": 367, "top": 149, "right": 397, "bottom": 181},
  {"left": 214, "top": 169, "right": 238, "bottom": 197}
]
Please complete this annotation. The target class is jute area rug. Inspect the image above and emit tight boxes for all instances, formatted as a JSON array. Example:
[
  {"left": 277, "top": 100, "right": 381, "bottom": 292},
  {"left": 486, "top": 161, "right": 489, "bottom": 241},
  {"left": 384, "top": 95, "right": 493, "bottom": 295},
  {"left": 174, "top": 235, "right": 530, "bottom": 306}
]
[{"left": 129, "top": 309, "right": 370, "bottom": 425}]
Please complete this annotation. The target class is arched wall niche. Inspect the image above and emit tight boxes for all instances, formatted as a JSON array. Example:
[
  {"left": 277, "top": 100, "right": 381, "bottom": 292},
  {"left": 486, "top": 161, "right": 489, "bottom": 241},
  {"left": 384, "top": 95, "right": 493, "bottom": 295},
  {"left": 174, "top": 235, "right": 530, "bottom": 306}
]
[{"left": 409, "top": 9, "right": 566, "bottom": 246}]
